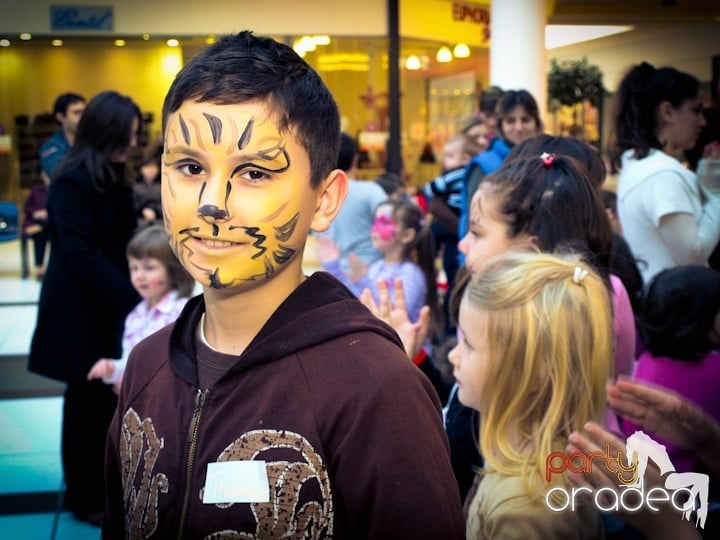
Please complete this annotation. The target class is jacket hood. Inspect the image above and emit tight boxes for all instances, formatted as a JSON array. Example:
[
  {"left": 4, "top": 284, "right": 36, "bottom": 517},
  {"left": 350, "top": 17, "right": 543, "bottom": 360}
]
[{"left": 169, "top": 271, "right": 404, "bottom": 384}]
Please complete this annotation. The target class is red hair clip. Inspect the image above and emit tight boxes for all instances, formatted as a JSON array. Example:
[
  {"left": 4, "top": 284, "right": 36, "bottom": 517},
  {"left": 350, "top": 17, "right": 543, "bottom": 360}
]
[{"left": 540, "top": 152, "right": 556, "bottom": 167}]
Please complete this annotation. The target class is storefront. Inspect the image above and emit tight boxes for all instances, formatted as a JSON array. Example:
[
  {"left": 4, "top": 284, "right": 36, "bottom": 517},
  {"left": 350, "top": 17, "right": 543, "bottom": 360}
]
[{"left": 0, "top": 0, "right": 496, "bottom": 198}]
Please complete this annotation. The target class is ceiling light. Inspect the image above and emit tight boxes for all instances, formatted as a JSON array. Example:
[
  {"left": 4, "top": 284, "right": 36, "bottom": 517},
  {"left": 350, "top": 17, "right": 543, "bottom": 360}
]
[
  {"left": 405, "top": 55, "right": 421, "bottom": 70},
  {"left": 19, "top": 33, "right": 31, "bottom": 41},
  {"left": 142, "top": 34, "right": 150, "bottom": 41},
  {"left": 114, "top": 39, "right": 126, "bottom": 47},
  {"left": 453, "top": 43, "right": 470, "bottom": 58},
  {"left": 299, "top": 36, "right": 316, "bottom": 52},
  {"left": 51, "top": 39, "right": 63, "bottom": 47},
  {"left": 312, "top": 35, "right": 331, "bottom": 46},
  {"left": 166, "top": 39, "right": 179, "bottom": 47},
  {"left": 293, "top": 35, "right": 318, "bottom": 56},
  {"left": 0, "top": 39, "right": 10, "bottom": 47},
  {"left": 205, "top": 36, "right": 216, "bottom": 45},
  {"left": 436, "top": 46, "right": 452, "bottom": 63}
]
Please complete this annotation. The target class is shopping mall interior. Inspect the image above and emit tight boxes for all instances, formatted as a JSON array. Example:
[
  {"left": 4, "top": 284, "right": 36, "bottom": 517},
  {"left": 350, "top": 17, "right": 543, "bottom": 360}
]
[
  {"left": 0, "top": 0, "right": 718, "bottom": 200},
  {"left": 0, "top": 1, "right": 718, "bottom": 537}
]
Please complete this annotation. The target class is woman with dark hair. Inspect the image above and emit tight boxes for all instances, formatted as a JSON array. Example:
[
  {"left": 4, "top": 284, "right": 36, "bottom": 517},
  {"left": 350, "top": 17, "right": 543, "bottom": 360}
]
[
  {"left": 28, "top": 90, "right": 142, "bottom": 525},
  {"left": 460, "top": 89, "right": 542, "bottom": 238},
  {"left": 611, "top": 62, "right": 720, "bottom": 283}
]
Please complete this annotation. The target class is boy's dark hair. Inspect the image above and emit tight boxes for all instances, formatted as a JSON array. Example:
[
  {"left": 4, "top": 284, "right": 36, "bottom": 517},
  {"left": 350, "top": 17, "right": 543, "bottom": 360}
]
[
  {"left": 162, "top": 31, "right": 340, "bottom": 189},
  {"left": 496, "top": 89, "right": 543, "bottom": 136},
  {"left": 337, "top": 132, "right": 357, "bottom": 172},
  {"left": 611, "top": 62, "right": 700, "bottom": 170},
  {"left": 375, "top": 172, "right": 404, "bottom": 197},
  {"left": 479, "top": 85, "right": 503, "bottom": 116},
  {"left": 53, "top": 92, "right": 85, "bottom": 119},
  {"left": 58, "top": 90, "right": 141, "bottom": 191},
  {"left": 485, "top": 154, "right": 613, "bottom": 278},
  {"left": 640, "top": 265, "right": 720, "bottom": 361},
  {"left": 127, "top": 225, "right": 196, "bottom": 298}
]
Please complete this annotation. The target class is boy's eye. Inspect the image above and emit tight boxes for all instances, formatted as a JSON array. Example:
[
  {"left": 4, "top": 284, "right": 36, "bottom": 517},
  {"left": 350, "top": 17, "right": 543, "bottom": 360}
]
[
  {"left": 243, "top": 169, "right": 269, "bottom": 183},
  {"left": 179, "top": 163, "right": 204, "bottom": 176}
]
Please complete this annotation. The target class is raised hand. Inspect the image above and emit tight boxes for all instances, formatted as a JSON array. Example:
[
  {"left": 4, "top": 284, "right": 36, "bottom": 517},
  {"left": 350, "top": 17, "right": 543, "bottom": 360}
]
[
  {"left": 608, "top": 378, "right": 717, "bottom": 451},
  {"left": 360, "top": 277, "right": 430, "bottom": 360},
  {"left": 567, "top": 421, "right": 702, "bottom": 540}
]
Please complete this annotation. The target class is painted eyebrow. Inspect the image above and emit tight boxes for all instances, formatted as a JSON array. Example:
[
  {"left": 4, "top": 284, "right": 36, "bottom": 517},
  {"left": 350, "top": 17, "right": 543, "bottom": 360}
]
[
  {"left": 163, "top": 147, "right": 205, "bottom": 162},
  {"left": 230, "top": 145, "right": 290, "bottom": 177}
]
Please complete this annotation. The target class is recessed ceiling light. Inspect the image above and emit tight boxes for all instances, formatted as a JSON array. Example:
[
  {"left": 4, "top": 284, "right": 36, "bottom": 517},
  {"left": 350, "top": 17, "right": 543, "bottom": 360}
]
[
  {"left": 19, "top": 33, "right": 31, "bottom": 41},
  {"left": 436, "top": 46, "right": 452, "bottom": 63},
  {"left": 52, "top": 39, "right": 63, "bottom": 47},
  {"left": 453, "top": 43, "right": 470, "bottom": 58}
]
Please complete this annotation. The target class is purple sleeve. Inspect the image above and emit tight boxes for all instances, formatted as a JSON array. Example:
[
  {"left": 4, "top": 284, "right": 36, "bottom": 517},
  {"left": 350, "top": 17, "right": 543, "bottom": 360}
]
[
  {"left": 322, "top": 259, "right": 375, "bottom": 298},
  {"left": 394, "top": 262, "right": 427, "bottom": 323}
]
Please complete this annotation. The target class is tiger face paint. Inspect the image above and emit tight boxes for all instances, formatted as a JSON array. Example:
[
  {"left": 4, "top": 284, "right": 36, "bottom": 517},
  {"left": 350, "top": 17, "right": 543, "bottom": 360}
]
[{"left": 162, "top": 100, "right": 320, "bottom": 290}]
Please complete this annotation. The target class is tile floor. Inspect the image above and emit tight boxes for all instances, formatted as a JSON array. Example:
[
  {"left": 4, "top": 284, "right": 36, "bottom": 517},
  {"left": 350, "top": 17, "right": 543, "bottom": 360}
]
[{"left": 0, "top": 239, "right": 101, "bottom": 539}]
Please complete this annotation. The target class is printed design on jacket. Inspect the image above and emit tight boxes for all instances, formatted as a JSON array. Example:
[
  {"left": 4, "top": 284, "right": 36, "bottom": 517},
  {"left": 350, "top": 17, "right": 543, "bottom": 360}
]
[
  {"left": 120, "top": 408, "right": 169, "bottom": 538},
  {"left": 202, "top": 429, "right": 333, "bottom": 539}
]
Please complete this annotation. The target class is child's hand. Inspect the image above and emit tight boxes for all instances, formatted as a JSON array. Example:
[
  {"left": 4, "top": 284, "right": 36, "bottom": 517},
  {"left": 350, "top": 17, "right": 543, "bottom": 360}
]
[
  {"left": 87, "top": 358, "right": 115, "bottom": 381},
  {"left": 360, "top": 277, "right": 430, "bottom": 360},
  {"left": 567, "top": 421, "right": 702, "bottom": 539},
  {"left": 608, "top": 378, "right": 718, "bottom": 451},
  {"left": 347, "top": 254, "right": 368, "bottom": 282},
  {"left": 316, "top": 237, "right": 340, "bottom": 264}
]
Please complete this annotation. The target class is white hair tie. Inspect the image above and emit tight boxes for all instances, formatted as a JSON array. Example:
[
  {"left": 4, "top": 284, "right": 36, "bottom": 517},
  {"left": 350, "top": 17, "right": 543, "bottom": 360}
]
[{"left": 573, "top": 266, "right": 589, "bottom": 284}]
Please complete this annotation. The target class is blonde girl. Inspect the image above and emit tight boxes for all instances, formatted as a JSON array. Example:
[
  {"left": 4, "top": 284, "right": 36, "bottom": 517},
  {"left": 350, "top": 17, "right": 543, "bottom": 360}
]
[{"left": 449, "top": 251, "right": 613, "bottom": 538}]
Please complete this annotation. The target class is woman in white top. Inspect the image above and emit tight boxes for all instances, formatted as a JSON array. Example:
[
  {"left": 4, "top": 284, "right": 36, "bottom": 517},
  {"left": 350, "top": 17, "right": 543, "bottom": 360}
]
[{"left": 612, "top": 62, "right": 720, "bottom": 283}]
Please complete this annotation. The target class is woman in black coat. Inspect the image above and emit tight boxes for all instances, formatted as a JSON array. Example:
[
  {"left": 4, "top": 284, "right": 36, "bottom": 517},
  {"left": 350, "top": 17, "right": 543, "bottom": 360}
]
[{"left": 28, "top": 90, "right": 142, "bottom": 524}]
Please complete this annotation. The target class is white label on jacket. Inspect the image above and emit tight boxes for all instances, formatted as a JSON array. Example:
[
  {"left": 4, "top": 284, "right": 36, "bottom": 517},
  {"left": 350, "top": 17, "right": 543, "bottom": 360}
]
[{"left": 203, "top": 460, "right": 270, "bottom": 503}]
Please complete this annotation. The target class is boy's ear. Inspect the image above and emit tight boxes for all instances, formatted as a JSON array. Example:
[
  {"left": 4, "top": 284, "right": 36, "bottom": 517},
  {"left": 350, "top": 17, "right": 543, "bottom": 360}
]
[{"left": 310, "top": 169, "right": 348, "bottom": 233}]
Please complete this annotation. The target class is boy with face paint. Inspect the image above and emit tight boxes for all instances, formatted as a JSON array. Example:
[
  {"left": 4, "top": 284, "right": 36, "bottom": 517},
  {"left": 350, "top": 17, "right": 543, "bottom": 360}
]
[{"left": 103, "top": 31, "right": 465, "bottom": 539}]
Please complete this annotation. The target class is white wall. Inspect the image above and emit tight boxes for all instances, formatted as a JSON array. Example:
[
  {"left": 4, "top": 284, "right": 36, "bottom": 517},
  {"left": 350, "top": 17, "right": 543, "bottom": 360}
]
[{"left": 548, "top": 23, "right": 720, "bottom": 91}]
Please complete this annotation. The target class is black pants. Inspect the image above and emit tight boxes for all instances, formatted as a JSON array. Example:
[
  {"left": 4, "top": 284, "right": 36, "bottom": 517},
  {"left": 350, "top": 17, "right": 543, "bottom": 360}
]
[
  {"left": 29, "top": 229, "right": 49, "bottom": 267},
  {"left": 61, "top": 380, "right": 117, "bottom": 517}
]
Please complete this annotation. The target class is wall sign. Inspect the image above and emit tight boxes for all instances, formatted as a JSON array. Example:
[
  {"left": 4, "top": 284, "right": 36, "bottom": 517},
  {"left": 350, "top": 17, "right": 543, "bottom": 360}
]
[
  {"left": 50, "top": 5, "right": 114, "bottom": 31},
  {"left": 451, "top": 1, "right": 490, "bottom": 41}
]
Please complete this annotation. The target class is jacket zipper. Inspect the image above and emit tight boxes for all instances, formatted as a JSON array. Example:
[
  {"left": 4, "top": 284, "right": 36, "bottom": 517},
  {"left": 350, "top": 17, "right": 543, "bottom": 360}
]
[{"left": 177, "top": 388, "right": 207, "bottom": 540}]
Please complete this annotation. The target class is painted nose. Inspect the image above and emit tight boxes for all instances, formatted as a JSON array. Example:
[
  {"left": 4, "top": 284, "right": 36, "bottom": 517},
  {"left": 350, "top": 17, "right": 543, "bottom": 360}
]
[{"left": 197, "top": 204, "right": 229, "bottom": 223}]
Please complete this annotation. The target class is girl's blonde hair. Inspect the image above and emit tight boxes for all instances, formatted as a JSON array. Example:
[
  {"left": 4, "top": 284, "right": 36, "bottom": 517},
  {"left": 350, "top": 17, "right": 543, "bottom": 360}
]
[
  {"left": 464, "top": 251, "right": 612, "bottom": 501},
  {"left": 127, "top": 225, "right": 196, "bottom": 298}
]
